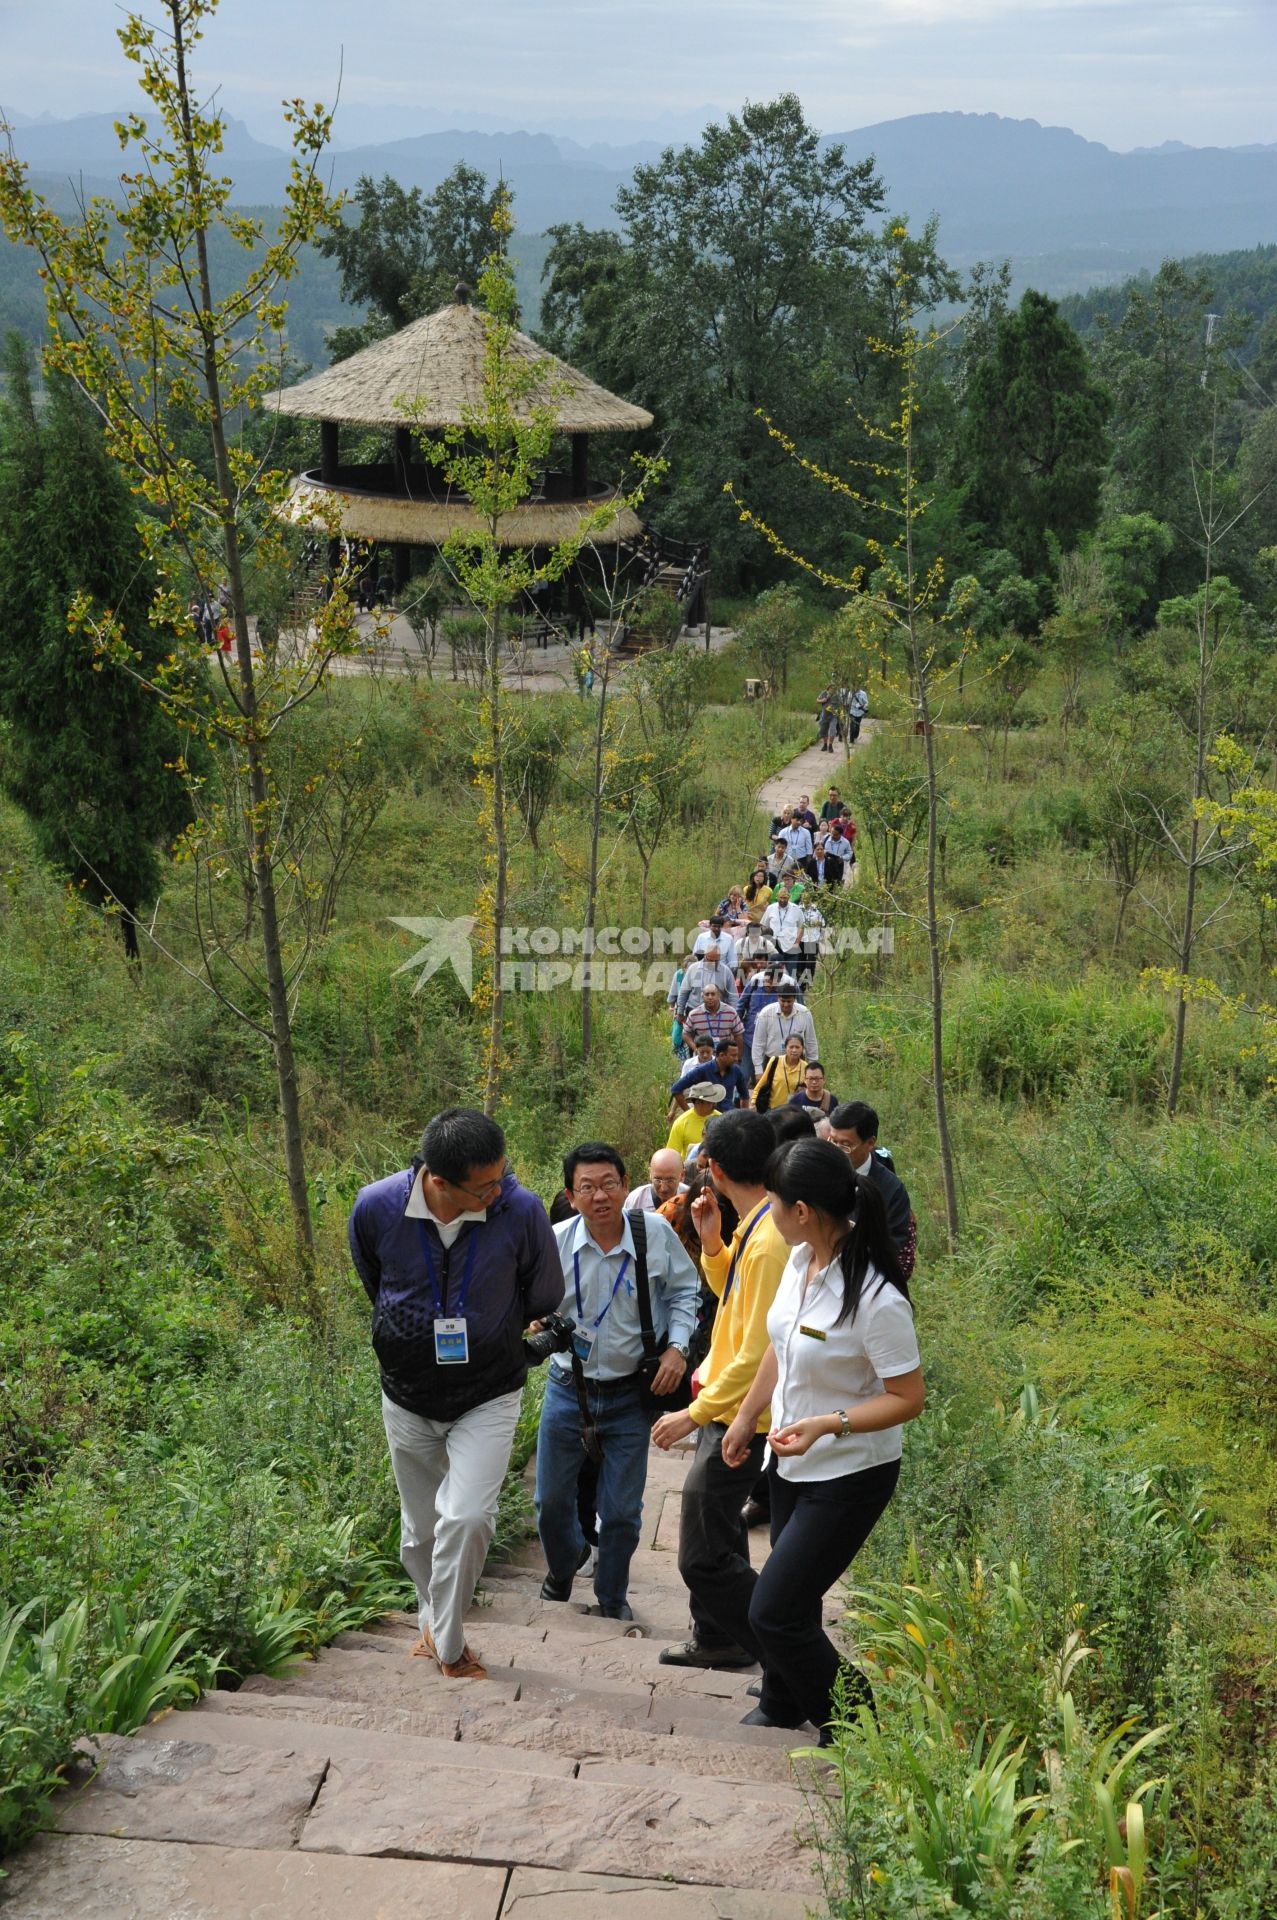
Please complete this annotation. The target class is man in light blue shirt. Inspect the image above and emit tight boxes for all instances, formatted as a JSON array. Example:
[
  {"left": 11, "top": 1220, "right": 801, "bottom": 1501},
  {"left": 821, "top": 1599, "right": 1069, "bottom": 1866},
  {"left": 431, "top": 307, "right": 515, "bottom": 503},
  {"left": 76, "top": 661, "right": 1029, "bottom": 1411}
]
[
  {"left": 534, "top": 1141, "right": 700, "bottom": 1620},
  {"left": 780, "top": 821, "right": 813, "bottom": 865}
]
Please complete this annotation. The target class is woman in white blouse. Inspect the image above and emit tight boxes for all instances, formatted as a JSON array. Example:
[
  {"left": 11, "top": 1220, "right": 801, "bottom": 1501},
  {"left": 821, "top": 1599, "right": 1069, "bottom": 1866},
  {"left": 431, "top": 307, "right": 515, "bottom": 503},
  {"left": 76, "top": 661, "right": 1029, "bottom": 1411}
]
[{"left": 721, "top": 1138, "right": 925, "bottom": 1741}]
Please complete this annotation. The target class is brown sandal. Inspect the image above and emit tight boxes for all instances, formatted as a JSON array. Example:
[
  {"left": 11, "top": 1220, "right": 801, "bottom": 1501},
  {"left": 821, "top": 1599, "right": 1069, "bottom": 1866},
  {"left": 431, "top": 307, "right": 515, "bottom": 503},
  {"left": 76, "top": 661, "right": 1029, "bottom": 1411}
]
[
  {"left": 440, "top": 1644, "right": 487, "bottom": 1680},
  {"left": 411, "top": 1625, "right": 438, "bottom": 1661}
]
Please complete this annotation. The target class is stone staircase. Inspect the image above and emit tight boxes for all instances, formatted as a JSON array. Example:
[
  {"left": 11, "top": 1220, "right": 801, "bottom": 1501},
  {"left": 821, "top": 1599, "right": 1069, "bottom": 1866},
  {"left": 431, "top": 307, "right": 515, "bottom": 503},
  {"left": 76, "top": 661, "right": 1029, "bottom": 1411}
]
[{"left": 1, "top": 1445, "right": 838, "bottom": 1918}]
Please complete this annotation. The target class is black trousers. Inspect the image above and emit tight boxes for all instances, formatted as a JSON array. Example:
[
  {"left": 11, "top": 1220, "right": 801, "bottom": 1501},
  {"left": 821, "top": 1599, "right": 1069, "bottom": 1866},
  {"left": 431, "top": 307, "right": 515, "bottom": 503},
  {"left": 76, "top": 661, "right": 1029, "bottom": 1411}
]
[
  {"left": 701, "top": 1454, "right": 899, "bottom": 1734},
  {"left": 677, "top": 1420, "right": 768, "bottom": 1650}
]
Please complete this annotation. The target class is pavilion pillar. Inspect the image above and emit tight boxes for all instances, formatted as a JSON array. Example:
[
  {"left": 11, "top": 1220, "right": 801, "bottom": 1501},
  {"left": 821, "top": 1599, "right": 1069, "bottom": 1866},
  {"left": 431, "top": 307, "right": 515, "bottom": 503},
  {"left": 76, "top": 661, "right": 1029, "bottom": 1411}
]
[
  {"left": 571, "top": 433, "right": 589, "bottom": 498},
  {"left": 395, "top": 426, "right": 414, "bottom": 496},
  {"left": 393, "top": 542, "right": 410, "bottom": 595},
  {"left": 320, "top": 419, "right": 339, "bottom": 484}
]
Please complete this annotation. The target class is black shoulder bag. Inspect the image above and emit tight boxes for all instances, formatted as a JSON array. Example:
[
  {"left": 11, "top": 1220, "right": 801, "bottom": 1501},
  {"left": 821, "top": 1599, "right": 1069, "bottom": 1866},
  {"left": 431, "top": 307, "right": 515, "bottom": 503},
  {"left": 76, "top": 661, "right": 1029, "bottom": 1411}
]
[{"left": 629, "top": 1209, "right": 693, "bottom": 1416}]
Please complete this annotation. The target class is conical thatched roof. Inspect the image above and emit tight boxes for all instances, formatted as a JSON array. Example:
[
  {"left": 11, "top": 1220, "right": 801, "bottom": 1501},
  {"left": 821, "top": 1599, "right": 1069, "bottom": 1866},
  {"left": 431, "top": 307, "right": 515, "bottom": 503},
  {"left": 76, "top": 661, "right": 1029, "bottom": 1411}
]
[{"left": 272, "top": 290, "right": 653, "bottom": 433}]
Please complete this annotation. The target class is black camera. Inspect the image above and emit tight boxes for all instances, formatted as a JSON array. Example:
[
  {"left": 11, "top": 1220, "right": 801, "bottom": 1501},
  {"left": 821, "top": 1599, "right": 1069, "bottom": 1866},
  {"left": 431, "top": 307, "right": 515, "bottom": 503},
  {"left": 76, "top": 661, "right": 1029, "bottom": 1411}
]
[{"left": 523, "top": 1311, "right": 577, "bottom": 1365}]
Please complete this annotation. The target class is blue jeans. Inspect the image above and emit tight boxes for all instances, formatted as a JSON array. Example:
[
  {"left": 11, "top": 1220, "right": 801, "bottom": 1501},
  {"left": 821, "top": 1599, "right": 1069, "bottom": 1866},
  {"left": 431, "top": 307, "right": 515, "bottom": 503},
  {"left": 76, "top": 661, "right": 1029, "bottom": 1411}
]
[{"left": 535, "top": 1367, "right": 651, "bottom": 1610}]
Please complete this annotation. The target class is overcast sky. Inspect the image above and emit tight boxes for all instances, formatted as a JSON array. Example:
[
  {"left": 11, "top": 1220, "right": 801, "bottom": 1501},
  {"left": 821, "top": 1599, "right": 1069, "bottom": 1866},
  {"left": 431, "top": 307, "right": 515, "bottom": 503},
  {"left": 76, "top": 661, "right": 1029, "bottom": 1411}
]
[{"left": 2, "top": 0, "right": 1274, "bottom": 151}]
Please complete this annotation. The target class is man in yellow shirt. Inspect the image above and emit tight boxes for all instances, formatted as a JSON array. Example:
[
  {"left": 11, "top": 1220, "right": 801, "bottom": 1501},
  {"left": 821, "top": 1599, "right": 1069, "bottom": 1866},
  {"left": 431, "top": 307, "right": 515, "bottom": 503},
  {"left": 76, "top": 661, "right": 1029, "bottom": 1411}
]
[
  {"left": 652, "top": 1109, "right": 788, "bottom": 1668},
  {"left": 665, "top": 1083, "right": 725, "bottom": 1158}
]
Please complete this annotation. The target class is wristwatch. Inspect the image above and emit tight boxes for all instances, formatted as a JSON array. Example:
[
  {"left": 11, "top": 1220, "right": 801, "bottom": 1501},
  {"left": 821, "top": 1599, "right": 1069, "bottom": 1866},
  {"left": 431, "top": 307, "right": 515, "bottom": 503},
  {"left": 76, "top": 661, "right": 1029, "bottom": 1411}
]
[
  {"left": 670, "top": 1342, "right": 690, "bottom": 1359},
  {"left": 834, "top": 1408, "right": 853, "bottom": 1437}
]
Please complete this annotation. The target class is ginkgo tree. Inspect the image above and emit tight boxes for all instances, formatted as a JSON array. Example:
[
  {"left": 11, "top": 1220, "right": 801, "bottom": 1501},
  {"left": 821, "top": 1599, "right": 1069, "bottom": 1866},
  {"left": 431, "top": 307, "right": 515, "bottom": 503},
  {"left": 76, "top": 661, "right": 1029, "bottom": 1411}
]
[
  {"left": 727, "top": 224, "right": 971, "bottom": 1248},
  {"left": 404, "top": 192, "right": 662, "bottom": 1109},
  {"left": 0, "top": 0, "right": 364, "bottom": 1261}
]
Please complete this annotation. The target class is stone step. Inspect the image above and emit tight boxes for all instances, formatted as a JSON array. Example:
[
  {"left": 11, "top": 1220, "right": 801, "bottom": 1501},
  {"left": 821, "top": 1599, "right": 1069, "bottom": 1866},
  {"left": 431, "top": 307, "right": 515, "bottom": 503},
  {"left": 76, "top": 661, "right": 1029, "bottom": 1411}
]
[
  {"left": 134, "top": 1704, "right": 576, "bottom": 1777},
  {"left": 334, "top": 1621, "right": 760, "bottom": 1700},
  {"left": 141, "top": 1698, "right": 828, "bottom": 1809},
  {"left": 199, "top": 1686, "right": 806, "bottom": 1783},
  {"left": 241, "top": 1644, "right": 661, "bottom": 1719},
  {"left": 0, "top": 1834, "right": 509, "bottom": 1920},
  {"left": 50, "top": 1733, "right": 328, "bottom": 1851},
  {"left": 298, "top": 1748, "right": 819, "bottom": 1894}
]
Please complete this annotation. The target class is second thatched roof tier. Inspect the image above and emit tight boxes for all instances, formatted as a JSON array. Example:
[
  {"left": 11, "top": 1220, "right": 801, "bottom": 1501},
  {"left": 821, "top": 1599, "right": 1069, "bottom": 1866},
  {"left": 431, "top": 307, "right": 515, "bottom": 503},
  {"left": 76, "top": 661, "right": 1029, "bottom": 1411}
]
[
  {"left": 271, "top": 290, "right": 654, "bottom": 434},
  {"left": 283, "top": 474, "right": 643, "bottom": 549}
]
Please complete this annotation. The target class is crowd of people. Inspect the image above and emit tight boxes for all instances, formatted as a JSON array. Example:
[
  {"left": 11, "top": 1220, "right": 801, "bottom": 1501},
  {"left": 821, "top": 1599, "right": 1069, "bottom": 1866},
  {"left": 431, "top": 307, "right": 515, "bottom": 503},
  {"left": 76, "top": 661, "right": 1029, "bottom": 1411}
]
[{"left": 348, "top": 763, "right": 925, "bottom": 1748}]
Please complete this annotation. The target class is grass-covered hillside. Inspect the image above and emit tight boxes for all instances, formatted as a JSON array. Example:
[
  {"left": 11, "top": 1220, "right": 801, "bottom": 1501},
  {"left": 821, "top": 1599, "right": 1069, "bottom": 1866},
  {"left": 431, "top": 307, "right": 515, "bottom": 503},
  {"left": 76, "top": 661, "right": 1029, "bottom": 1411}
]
[{"left": 1, "top": 629, "right": 1275, "bottom": 1909}]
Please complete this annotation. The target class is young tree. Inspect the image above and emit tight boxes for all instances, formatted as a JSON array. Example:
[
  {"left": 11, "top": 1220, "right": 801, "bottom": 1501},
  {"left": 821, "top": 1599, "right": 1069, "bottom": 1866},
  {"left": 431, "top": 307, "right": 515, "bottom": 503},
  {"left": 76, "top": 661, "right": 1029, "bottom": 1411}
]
[
  {"left": 407, "top": 196, "right": 659, "bottom": 1105},
  {"left": 505, "top": 703, "right": 564, "bottom": 852},
  {"left": 1097, "top": 512, "right": 1176, "bottom": 632},
  {"left": 0, "top": 342, "right": 190, "bottom": 956},
  {"left": 613, "top": 643, "right": 699, "bottom": 929},
  {"left": 738, "top": 581, "right": 805, "bottom": 694},
  {"left": 728, "top": 225, "right": 966, "bottom": 1248},
  {"left": 0, "top": 0, "right": 359, "bottom": 1258}
]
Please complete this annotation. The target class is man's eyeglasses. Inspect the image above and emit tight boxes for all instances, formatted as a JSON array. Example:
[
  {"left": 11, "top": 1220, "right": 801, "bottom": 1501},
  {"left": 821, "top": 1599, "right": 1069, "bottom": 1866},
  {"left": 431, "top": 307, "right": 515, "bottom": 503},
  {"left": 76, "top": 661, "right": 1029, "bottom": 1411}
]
[
  {"left": 445, "top": 1161, "right": 508, "bottom": 1205},
  {"left": 573, "top": 1178, "right": 624, "bottom": 1199}
]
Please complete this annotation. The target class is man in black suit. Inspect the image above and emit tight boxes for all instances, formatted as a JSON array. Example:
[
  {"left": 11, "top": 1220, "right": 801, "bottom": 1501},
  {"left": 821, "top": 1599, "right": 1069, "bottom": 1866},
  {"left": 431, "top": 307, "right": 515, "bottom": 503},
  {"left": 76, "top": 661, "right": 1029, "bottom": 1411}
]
[{"left": 827, "top": 1100, "right": 912, "bottom": 1254}]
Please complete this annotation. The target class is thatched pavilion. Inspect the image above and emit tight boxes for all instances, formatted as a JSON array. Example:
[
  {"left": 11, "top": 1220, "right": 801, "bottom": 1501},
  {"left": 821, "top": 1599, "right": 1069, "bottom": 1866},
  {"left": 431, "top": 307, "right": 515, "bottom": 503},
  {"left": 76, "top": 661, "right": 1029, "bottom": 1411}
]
[{"left": 269, "top": 284, "right": 673, "bottom": 611}]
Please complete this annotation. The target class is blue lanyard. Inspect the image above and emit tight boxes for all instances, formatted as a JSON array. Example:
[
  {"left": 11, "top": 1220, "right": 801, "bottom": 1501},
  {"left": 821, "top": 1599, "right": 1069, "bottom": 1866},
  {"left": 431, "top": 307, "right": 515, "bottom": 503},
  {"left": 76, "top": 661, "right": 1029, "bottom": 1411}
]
[
  {"left": 415, "top": 1218, "right": 480, "bottom": 1318},
  {"left": 723, "top": 1203, "right": 772, "bottom": 1303},
  {"left": 573, "top": 1248, "right": 632, "bottom": 1329}
]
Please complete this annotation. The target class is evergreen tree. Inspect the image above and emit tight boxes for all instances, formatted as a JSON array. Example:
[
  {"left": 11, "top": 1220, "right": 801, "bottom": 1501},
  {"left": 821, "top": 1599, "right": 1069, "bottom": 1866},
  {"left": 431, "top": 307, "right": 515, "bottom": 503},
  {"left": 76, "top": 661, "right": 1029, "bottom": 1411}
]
[
  {"left": 962, "top": 289, "right": 1110, "bottom": 578},
  {"left": 0, "top": 335, "right": 189, "bottom": 957}
]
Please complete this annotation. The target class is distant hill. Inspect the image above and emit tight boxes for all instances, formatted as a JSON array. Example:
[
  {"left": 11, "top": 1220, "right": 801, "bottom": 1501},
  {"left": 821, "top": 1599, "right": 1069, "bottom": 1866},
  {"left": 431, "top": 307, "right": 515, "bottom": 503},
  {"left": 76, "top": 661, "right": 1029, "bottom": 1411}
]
[
  {"left": 4, "top": 109, "right": 1275, "bottom": 357},
  {"left": 9, "top": 109, "right": 1275, "bottom": 270}
]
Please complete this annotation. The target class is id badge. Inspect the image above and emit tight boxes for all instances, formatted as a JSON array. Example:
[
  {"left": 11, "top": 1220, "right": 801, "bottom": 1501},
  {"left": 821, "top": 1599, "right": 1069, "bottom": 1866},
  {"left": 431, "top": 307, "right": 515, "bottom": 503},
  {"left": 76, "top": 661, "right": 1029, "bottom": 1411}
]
[
  {"left": 434, "top": 1317, "right": 469, "bottom": 1365},
  {"left": 572, "top": 1324, "right": 596, "bottom": 1365}
]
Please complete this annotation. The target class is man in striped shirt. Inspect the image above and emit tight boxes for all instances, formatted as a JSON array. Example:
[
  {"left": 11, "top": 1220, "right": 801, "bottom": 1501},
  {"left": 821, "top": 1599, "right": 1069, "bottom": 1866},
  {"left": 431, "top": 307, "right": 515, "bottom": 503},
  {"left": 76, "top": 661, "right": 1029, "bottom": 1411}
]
[{"left": 682, "top": 982, "right": 744, "bottom": 1053}]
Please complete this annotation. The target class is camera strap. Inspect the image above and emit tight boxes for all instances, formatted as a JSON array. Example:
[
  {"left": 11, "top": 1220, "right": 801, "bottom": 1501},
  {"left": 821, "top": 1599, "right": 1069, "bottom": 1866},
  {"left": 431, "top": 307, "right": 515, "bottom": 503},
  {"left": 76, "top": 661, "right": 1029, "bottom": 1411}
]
[{"left": 627, "top": 1209, "right": 660, "bottom": 1360}]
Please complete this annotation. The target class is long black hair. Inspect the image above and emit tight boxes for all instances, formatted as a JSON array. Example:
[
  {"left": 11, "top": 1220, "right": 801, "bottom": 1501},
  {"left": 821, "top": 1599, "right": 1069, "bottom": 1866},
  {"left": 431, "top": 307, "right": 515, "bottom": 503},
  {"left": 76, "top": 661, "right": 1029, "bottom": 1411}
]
[
  {"left": 744, "top": 866, "right": 769, "bottom": 902},
  {"left": 764, "top": 1138, "right": 907, "bottom": 1325}
]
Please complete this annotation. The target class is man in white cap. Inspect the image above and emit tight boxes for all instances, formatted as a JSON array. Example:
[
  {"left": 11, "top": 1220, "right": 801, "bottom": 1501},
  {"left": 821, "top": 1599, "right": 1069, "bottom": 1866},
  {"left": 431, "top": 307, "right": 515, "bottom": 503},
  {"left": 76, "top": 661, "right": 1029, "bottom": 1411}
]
[
  {"left": 750, "top": 977, "right": 818, "bottom": 1077},
  {"left": 666, "top": 1082, "right": 727, "bottom": 1160}
]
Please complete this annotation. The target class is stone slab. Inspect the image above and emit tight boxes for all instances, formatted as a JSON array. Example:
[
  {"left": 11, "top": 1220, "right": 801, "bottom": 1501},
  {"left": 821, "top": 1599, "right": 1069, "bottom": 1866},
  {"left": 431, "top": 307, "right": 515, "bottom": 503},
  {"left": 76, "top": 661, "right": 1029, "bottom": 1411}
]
[
  {"left": 299, "top": 1754, "right": 818, "bottom": 1892},
  {"left": 0, "top": 1834, "right": 506, "bottom": 1920},
  {"left": 456, "top": 1696, "right": 802, "bottom": 1764},
  {"left": 507, "top": 1675, "right": 662, "bottom": 1725},
  {"left": 52, "top": 1734, "right": 327, "bottom": 1850},
  {"left": 198, "top": 1688, "right": 462, "bottom": 1743},
  {"left": 501, "top": 1864, "right": 817, "bottom": 1918},
  {"left": 137, "top": 1705, "right": 576, "bottom": 1776}
]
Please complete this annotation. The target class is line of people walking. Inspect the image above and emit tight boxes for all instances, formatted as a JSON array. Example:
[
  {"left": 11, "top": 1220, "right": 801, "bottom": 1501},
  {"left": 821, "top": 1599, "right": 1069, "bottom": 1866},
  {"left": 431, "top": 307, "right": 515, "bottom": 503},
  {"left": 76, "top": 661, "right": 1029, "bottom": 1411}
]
[{"left": 348, "top": 757, "right": 925, "bottom": 1745}]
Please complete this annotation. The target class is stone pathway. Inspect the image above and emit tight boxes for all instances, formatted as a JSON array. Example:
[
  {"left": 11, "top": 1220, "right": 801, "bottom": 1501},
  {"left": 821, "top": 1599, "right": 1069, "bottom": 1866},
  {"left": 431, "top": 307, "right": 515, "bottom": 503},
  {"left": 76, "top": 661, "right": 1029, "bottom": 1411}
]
[
  {"left": 1, "top": 1444, "right": 839, "bottom": 1917},
  {"left": 757, "top": 726, "right": 876, "bottom": 818}
]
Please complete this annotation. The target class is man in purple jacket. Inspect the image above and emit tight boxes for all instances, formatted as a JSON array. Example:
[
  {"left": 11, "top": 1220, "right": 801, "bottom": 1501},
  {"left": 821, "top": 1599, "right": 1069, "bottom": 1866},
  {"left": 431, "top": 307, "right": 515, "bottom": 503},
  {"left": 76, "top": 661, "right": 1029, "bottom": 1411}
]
[{"left": 348, "top": 1107, "right": 561, "bottom": 1680}]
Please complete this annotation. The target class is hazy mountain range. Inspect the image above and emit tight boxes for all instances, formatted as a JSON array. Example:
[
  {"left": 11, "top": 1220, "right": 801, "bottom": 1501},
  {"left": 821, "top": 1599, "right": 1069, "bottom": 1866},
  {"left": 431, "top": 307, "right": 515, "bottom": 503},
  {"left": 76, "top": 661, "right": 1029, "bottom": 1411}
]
[{"left": 7, "top": 109, "right": 1277, "bottom": 303}]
